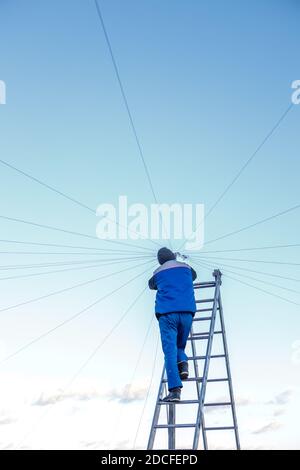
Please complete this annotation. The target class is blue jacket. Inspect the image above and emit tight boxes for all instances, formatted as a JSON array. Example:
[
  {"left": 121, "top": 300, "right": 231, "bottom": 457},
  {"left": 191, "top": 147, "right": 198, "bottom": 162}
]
[{"left": 148, "top": 260, "right": 197, "bottom": 318}]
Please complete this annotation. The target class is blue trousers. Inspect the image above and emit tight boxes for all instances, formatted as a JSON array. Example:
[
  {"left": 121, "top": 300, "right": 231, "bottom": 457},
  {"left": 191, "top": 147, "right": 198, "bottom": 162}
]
[{"left": 158, "top": 312, "right": 193, "bottom": 391}]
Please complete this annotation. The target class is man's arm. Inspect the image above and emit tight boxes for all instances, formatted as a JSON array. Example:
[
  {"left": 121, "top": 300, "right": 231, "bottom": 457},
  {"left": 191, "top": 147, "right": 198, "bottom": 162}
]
[
  {"left": 148, "top": 275, "right": 158, "bottom": 290},
  {"left": 191, "top": 267, "right": 197, "bottom": 281}
]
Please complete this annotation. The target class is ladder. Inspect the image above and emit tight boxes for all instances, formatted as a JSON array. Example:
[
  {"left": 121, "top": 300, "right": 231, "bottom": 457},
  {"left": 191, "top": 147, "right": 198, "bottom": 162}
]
[{"left": 147, "top": 269, "right": 240, "bottom": 450}]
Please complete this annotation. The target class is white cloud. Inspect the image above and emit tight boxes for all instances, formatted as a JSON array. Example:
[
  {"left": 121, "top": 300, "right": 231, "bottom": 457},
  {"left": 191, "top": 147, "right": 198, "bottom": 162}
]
[
  {"left": 0, "top": 372, "right": 297, "bottom": 450},
  {"left": 32, "top": 389, "right": 101, "bottom": 407},
  {"left": 0, "top": 373, "right": 154, "bottom": 450},
  {"left": 106, "top": 383, "right": 148, "bottom": 404},
  {"left": 0, "top": 407, "right": 17, "bottom": 426},
  {"left": 80, "top": 439, "right": 109, "bottom": 449},
  {"left": 31, "top": 380, "right": 149, "bottom": 407},
  {"left": 236, "top": 396, "right": 252, "bottom": 406},
  {"left": 252, "top": 420, "right": 282, "bottom": 435},
  {"left": 0, "top": 416, "right": 16, "bottom": 425},
  {"left": 267, "top": 389, "right": 293, "bottom": 406},
  {"left": 204, "top": 394, "right": 252, "bottom": 414}
]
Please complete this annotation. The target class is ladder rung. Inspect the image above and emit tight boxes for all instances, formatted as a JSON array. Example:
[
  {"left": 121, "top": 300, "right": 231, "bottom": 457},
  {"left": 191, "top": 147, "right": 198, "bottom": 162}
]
[
  {"left": 157, "top": 400, "right": 232, "bottom": 406},
  {"left": 187, "top": 354, "right": 226, "bottom": 360},
  {"left": 194, "top": 282, "right": 216, "bottom": 289},
  {"left": 193, "top": 316, "right": 212, "bottom": 321},
  {"left": 188, "top": 331, "right": 223, "bottom": 341},
  {"left": 161, "top": 377, "right": 228, "bottom": 383},
  {"left": 207, "top": 378, "right": 229, "bottom": 383},
  {"left": 195, "top": 308, "right": 219, "bottom": 313},
  {"left": 158, "top": 399, "right": 200, "bottom": 405},
  {"left": 162, "top": 377, "right": 202, "bottom": 383},
  {"left": 195, "top": 307, "right": 213, "bottom": 312},
  {"left": 204, "top": 402, "right": 231, "bottom": 407},
  {"left": 190, "top": 330, "right": 222, "bottom": 337},
  {"left": 155, "top": 423, "right": 196, "bottom": 429},
  {"left": 187, "top": 336, "right": 209, "bottom": 341},
  {"left": 204, "top": 426, "right": 235, "bottom": 431},
  {"left": 195, "top": 299, "right": 215, "bottom": 304}
]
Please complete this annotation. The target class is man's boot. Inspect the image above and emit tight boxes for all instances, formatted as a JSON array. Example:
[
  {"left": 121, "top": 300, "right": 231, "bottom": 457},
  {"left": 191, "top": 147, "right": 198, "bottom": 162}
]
[
  {"left": 162, "top": 387, "right": 181, "bottom": 402},
  {"left": 178, "top": 361, "right": 189, "bottom": 380}
]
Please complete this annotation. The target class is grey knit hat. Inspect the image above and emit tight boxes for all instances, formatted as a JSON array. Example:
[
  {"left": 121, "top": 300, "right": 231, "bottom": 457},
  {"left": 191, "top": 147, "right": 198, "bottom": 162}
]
[{"left": 157, "top": 247, "right": 176, "bottom": 265}]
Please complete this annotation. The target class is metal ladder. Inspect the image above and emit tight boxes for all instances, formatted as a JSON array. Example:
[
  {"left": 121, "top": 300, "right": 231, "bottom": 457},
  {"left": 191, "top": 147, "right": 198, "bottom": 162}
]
[{"left": 147, "top": 270, "right": 240, "bottom": 450}]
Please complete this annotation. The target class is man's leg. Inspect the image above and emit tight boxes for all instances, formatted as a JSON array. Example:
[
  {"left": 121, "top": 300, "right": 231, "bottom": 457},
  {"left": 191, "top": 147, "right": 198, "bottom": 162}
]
[
  {"left": 158, "top": 313, "right": 182, "bottom": 391},
  {"left": 177, "top": 314, "right": 193, "bottom": 373}
]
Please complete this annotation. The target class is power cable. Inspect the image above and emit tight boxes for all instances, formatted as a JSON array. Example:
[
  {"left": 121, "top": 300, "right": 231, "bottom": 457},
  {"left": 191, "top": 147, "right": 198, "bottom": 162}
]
[
  {"left": 178, "top": 103, "right": 294, "bottom": 251},
  {"left": 0, "top": 258, "right": 153, "bottom": 314},
  {"left": 93, "top": 0, "right": 172, "bottom": 249},
  {"left": 1, "top": 264, "right": 155, "bottom": 366}
]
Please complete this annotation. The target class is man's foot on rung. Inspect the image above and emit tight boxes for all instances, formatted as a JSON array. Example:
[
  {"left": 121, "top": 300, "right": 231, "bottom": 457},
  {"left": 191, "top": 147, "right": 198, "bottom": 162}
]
[{"left": 162, "top": 387, "right": 181, "bottom": 402}]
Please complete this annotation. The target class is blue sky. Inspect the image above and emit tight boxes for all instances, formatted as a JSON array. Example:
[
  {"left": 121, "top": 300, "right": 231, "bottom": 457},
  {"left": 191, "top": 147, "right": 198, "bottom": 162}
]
[{"left": 0, "top": 0, "right": 299, "bottom": 449}]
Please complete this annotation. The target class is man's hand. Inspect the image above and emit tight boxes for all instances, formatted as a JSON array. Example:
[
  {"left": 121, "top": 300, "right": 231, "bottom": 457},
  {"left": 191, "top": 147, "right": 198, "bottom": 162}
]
[{"left": 148, "top": 276, "right": 158, "bottom": 290}]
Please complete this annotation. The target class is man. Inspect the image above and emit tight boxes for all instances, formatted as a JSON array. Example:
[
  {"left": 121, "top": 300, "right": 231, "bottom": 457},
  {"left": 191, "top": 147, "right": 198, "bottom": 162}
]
[{"left": 148, "top": 247, "right": 197, "bottom": 402}]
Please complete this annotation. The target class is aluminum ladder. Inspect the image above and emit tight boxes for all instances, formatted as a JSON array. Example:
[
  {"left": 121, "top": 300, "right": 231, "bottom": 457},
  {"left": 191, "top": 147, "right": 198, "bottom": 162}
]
[{"left": 147, "top": 269, "right": 240, "bottom": 450}]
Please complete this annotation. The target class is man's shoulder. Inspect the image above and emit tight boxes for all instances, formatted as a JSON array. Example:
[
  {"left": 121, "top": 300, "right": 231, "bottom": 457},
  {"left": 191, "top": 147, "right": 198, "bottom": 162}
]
[{"left": 153, "top": 260, "right": 192, "bottom": 276}]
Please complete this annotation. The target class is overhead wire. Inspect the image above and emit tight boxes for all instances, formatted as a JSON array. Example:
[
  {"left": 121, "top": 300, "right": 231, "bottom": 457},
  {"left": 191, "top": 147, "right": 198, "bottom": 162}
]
[
  {"left": 203, "top": 203, "right": 300, "bottom": 247},
  {"left": 0, "top": 263, "right": 155, "bottom": 366},
  {"left": 223, "top": 273, "right": 300, "bottom": 306},
  {"left": 191, "top": 254, "right": 300, "bottom": 267},
  {"left": 58, "top": 287, "right": 149, "bottom": 389},
  {"left": 0, "top": 214, "right": 156, "bottom": 252},
  {"left": 16, "top": 278, "right": 152, "bottom": 448},
  {"left": 0, "top": 238, "right": 154, "bottom": 254},
  {"left": 189, "top": 257, "right": 300, "bottom": 283},
  {"left": 0, "top": 250, "right": 155, "bottom": 256},
  {"left": 109, "top": 313, "right": 155, "bottom": 447},
  {"left": 0, "top": 256, "right": 155, "bottom": 282},
  {"left": 0, "top": 258, "right": 154, "bottom": 314},
  {"left": 203, "top": 104, "right": 294, "bottom": 220},
  {"left": 0, "top": 160, "right": 160, "bottom": 250},
  {"left": 0, "top": 255, "right": 152, "bottom": 281},
  {"left": 192, "top": 259, "right": 300, "bottom": 307},
  {"left": 178, "top": 103, "right": 294, "bottom": 251},
  {"left": 0, "top": 255, "right": 153, "bottom": 272},
  {"left": 132, "top": 332, "right": 160, "bottom": 449},
  {"left": 195, "top": 258, "right": 300, "bottom": 295},
  {"left": 93, "top": 0, "right": 172, "bottom": 249},
  {"left": 185, "top": 243, "right": 300, "bottom": 255}
]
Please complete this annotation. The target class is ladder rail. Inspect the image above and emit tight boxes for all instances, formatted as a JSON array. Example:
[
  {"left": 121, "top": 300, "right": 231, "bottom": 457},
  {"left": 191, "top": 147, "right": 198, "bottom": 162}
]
[
  {"left": 147, "top": 366, "right": 165, "bottom": 449},
  {"left": 190, "top": 324, "right": 208, "bottom": 450},
  {"left": 168, "top": 404, "right": 176, "bottom": 449},
  {"left": 218, "top": 294, "right": 241, "bottom": 450},
  {"left": 192, "top": 270, "right": 222, "bottom": 449}
]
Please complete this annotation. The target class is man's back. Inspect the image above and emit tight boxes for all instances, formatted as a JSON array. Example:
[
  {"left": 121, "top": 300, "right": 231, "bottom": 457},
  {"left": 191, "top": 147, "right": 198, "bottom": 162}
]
[{"left": 149, "top": 259, "right": 197, "bottom": 316}]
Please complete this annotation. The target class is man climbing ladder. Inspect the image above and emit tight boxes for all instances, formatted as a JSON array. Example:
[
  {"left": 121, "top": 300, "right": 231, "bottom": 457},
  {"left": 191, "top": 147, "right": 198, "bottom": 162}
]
[{"left": 148, "top": 247, "right": 197, "bottom": 402}]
